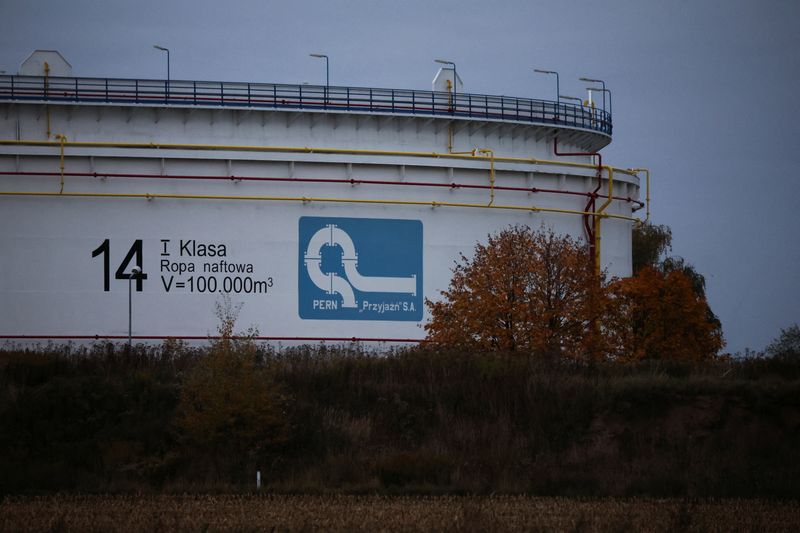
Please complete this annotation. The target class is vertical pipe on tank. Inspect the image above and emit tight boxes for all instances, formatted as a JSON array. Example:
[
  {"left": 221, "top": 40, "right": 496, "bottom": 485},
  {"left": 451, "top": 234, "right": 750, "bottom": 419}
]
[
  {"left": 54, "top": 134, "right": 66, "bottom": 193},
  {"left": 553, "top": 137, "right": 602, "bottom": 276},
  {"left": 629, "top": 168, "right": 650, "bottom": 225},
  {"left": 44, "top": 62, "right": 51, "bottom": 139},
  {"left": 593, "top": 166, "right": 615, "bottom": 274},
  {"left": 478, "top": 149, "right": 495, "bottom": 206}
]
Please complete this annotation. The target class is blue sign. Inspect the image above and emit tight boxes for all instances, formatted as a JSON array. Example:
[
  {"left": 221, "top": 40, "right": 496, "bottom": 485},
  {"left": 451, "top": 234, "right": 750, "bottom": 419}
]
[{"left": 299, "top": 217, "right": 423, "bottom": 321}]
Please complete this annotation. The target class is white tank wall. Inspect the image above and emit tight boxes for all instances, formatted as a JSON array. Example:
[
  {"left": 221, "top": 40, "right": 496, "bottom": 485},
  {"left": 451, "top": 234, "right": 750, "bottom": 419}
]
[
  {"left": 3, "top": 104, "right": 608, "bottom": 161},
  {"left": 0, "top": 102, "right": 638, "bottom": 342}
]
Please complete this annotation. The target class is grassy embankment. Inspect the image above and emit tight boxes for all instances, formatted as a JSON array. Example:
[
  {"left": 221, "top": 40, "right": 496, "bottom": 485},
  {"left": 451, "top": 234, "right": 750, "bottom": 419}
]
[{"left": 1, "top": 342, "right": 798, "bottom": 496}]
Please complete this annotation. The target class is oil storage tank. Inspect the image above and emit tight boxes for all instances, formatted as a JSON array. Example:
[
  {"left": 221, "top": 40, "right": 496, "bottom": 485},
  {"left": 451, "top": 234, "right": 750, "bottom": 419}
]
[{"left": 0, "top": 51, "right": 647, "bottom": 343}]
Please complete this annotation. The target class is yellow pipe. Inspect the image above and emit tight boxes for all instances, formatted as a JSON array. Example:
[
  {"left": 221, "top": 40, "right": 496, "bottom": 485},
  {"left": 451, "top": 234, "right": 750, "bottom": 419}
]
[
  {"left": 0, "top": 139, "right": 639, "bottom": 176},
  {"left": 477, "top": 149, "right": 495, "bottom": 206},
  {"left": 446, "top": 79, "right": 453, "bottom": 110},
  {"left": 595, "top": 165, "right": 614, "bottom": 216},
  {"left": 0, "top": 190, "right": 638, "bottom": 222},
  {"left": 447, "top": 124, "right": 453, "bottom": 153},
  {"left": 53, "top": 134, "right": 66, "bottom": 193},
  {"left": 1, "top": 139, "right": 647, "bottom": 264},
  {"left": 591, "top": 165, "right": 614, "bottom": 277},
  {"left": 44, "top": 62, "right": 51, "bottom": 139},
  {"left": 446, "top": 79, "right": 454, "bottom": 152},
  {"left": 629, "top": 168, "right": 651, "bottom": 225}
]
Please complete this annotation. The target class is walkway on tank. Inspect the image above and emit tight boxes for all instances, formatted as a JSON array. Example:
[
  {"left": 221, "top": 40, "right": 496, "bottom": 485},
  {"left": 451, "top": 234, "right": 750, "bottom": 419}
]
[{"left": 0, "top": 74, "right": 612, "bottom": 136}]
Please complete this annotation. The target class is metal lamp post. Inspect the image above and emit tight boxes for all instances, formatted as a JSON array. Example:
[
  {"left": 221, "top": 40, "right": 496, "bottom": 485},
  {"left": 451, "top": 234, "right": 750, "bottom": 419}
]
[
  {"left": 153, "top": 45, "right": 170, "bottom": 81},
  {"left": 153, "top": 45, "right": 170, "bottom": 100},
  {"left": 534, "top": 69, "right": 559, "bottom": 105},
  {"left": 559, "top": 95, "right": 584, "bottom": 123},
  {"left": 128, "top": 265, "right": 141, "bottom": 351},
  {"left": 309, "top": 53, "right": 329, "bottom": 87},
  {"left": 434, "top": 59, "right": 457, "bottom": 103},
  {"left": 579, "top": 77, "right": 606, "bottom": 113},
  {"left": 309, "top": 53, "right": 329, "bottom": 105},
  {"left": 585, "top": 86, "right": 612, "bottom": 118},
  {"left": 559, "top": 95, "right": 583, "bottom": 105}
]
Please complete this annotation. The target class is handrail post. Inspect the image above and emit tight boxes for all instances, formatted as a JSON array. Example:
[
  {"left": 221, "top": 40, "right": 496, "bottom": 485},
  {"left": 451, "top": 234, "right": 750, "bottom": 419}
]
[
  {"left": 75, "top": 79, "right": 79, "bottom": 102},
  {"left": 105, "top": 79, "right": 109, "bottom": 103},
  {"left": 247, "top": 83, "right": 251, "bottom": 106}
]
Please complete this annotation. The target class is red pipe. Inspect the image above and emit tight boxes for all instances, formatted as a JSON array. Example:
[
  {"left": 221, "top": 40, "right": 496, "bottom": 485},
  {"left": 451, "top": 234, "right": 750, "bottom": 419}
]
[
  {"left": 552, "top": 137, "right": 604, "bottom": 270},
  {"left": 0, "top": 170, "right": 642, "bottom": 208},
  {"left": 0, "top": 334, "right": 428, "bottom": 343}
]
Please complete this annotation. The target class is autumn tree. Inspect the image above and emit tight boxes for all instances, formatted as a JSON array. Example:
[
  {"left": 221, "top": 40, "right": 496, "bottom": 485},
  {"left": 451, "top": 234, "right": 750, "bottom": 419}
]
[
  {"left": 427, "top": 224, "right": 724, "bottom": 362},
  {"left": 425, "top": 226, "right": 602, "bottom": 357},
  {"left": 605, "top": 267, "right": 724, "bottom": 362},
  {"left": 659, "top": 255, "right": 721, "bottom": 328},
  {"left": 178, "top": 299, "right": 288, "bottom": 482},
  {"left": 631, "top": 221, "right": 722, "bottom": 344},
  {"left": 632, "top": 222, "right": 672, "bottom": 273}
]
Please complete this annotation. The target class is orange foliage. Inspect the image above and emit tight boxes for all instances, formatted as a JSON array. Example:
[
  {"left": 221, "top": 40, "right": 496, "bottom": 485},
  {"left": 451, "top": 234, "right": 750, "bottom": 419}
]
[
  {"left": 605, "top": 267, "right": 724, "bottom": 362},
  {"left": 425, "top": 226, "right": 602, "bottom": 357},
  {"left": 426, "top": 226, "right": 724, "bottom": 362}
]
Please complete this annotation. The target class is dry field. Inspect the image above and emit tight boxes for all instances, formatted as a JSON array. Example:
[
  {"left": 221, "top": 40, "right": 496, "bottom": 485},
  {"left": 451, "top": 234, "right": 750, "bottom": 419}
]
[{"left": 1, "top": 495, "right": 798, "bottom": 532}]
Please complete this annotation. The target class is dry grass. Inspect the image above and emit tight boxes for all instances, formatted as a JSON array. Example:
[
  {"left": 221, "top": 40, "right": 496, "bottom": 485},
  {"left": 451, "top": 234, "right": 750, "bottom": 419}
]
[
  {"left": 1, "top": 495, "right": 798, "bottom": 532},
  {"left": 2, "top": 346, "right": 799, "bottom": 496}
]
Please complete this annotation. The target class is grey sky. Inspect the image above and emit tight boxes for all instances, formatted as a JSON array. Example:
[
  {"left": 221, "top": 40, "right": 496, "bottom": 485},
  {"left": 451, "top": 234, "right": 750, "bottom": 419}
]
[{"left": 2, "top": 0, "right": 798, "bottom": 353}]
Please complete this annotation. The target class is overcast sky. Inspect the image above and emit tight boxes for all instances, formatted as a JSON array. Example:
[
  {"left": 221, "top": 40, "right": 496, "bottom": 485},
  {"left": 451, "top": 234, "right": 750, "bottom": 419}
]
[{"left": 2, "top": 0, "right": 798, "bottom": 354}]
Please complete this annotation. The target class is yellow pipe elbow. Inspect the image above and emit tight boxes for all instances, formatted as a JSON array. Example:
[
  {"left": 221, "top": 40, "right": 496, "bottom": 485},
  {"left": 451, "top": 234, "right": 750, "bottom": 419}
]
[{"left": 596, "top": 165, "right": 614, "bottom": 215}]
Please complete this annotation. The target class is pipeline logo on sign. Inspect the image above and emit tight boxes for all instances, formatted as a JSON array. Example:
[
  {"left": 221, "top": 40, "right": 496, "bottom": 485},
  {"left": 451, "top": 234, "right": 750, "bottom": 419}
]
[{"left": 298, "top": 217, "right": 423, "bottom": 321}]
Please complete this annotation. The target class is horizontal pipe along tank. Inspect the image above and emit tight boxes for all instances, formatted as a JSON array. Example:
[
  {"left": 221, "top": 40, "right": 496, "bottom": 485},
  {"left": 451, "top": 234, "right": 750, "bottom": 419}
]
[{"left": 0, "top": 69, "right": 642, "bottom": 344}]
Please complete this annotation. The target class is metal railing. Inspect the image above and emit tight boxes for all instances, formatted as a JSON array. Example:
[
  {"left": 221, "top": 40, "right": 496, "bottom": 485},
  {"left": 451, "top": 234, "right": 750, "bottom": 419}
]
[{"left": 0, "top": 75, "right": 612, "bottom": 135}]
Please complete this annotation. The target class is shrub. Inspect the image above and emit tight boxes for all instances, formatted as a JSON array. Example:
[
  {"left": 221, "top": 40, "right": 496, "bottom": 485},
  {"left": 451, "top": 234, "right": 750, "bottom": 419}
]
[
  {"left": 424, "top": 226, "right": 601, "bottom": 358},
  {"left": 177, "top": 300, "right": 289, "bottom": 483},
  {"left": 605, "top": 267, "right": 724, "bottom": 362}
]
